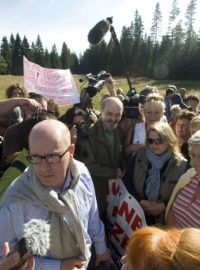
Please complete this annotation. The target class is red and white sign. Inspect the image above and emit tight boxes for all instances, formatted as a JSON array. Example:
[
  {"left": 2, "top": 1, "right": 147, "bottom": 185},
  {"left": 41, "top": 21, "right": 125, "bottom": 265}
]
[
  {"left": 107, "top": 178, "right": 146, "bottom": 256},
  {"left": 23, "top": 56, "right": 80, "bottom": 105}
]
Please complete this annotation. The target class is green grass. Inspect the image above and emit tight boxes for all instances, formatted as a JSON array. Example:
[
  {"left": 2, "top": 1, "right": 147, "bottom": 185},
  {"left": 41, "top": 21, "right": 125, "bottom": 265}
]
[{"left": 1, "top": 75, "right": 200, "bottom": 114}]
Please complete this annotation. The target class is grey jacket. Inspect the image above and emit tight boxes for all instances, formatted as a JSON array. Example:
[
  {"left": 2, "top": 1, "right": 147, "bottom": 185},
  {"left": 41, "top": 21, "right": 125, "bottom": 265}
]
[{"left": 124, "top": 150, "right": 187, "bottom": 224}]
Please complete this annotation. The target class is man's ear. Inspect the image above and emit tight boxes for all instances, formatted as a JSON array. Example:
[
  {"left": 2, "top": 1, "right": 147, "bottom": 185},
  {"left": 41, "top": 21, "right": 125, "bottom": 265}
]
[{"left": 68, "top": 144, "right": 75, "bottom": 157}]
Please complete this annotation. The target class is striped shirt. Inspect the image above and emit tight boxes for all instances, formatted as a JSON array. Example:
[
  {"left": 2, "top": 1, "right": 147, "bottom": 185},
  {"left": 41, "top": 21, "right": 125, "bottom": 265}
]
[{"left": 172, "top": 174, "right": 200, "bottom": 228}]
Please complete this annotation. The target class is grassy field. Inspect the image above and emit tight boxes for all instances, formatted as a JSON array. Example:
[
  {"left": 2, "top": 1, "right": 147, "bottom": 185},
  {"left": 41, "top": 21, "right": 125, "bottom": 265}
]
[{"left": 1, "top": 75, "right": 200, "bottom": 114}]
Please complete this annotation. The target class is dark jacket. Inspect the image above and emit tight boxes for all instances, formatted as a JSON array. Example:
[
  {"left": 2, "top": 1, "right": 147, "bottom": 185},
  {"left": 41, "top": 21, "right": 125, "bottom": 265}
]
[{"left": 79, "top": 119, "right": 122, "bottom": 216}]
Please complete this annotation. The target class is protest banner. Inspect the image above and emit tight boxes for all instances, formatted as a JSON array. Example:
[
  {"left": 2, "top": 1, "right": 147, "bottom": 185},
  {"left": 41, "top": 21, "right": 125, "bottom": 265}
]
[
  {"left": 106, "top": 178, "right": 146, "bottom": 268},
  {"left": 23, "top": 56, "right": 80, "bottom": 105}
]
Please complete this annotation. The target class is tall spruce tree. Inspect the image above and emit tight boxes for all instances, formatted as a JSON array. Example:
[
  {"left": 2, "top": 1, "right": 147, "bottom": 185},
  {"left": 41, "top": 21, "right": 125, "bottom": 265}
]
[
  {"left": 1, "top": 36, "right": 11, "bottom": 74},
  {"left": 34, "top": 35, "right": 45, "bottom": 66},
  {"left": 120, "top": 26, "right": 134, "bottom": 74},
  {"left": 50, "top": 44, "right": 61, "bottom": 68},
  {"left": 44, "top": 48, "right": 51, "bottom": 68},
  {"left": 70, "top": 53, "right": 79, "bottom": 73},
  {"left": 0, "top": 55, "right": 8, "bottom": 74},
  {"left": 185, "top": 0, "right": 197, "bottom": 42},
  {"left": 11, "top": 33, "right": 23, "bottom": 75},
  {"left": 21, "top": 36, "right": 31, "bottom": 60},
  {"left": 9, "top": 34, "right": 15, "bottom": 51},
  {"left": 151, "top": 2, "right": 162, "bottom": 44},
  {"left": 129, "top": 10, "right": 144, "bottom": 75},
  {"left": 60, "top": 42, "right": 70, "bottom": 69},
  {"left": 167, "top": 0, "right": 184, "bottom": 46}
]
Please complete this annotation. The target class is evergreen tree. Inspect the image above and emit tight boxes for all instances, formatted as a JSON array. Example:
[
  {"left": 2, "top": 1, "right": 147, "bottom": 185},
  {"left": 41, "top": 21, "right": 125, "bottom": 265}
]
[
  {"left": 44, "top": 48, "right": 51, "bottom": 68},
  {"left": 0, "top": 55, "right": 8, "bottom": 74},
  {"left": 60, "top": 42, "right": 70, "bottom": 69},
  {"left": 21, "top": 36, "right": 31, "bottom": 59},
  {"left": 70, "top": 52, "right": 79, "bottom": 73},
  {"left": 129, "top": 10, "right": 144, "bottom": 75},
  {"left": 185, "top": 0, "right": 197, "bottom": 42},
  {"left": 50, "top": 44, "right": 61, "bottom": 68},
  {"left": 137, "top": 35, "right": 153, "bottom": 76},
  {"left": 93, "top": 41, "right": 109, "bottom": 73},
  {"left": 28, "top": 42, "right": 35, "bottom": 62},
  {"left": 109, "top": 44, "right": 122, "bottom": 76},
  {"left": 130, "top": 10, "right": 144, "bottom": 40},
  {"left": 167, "top": 0, "right": 184, "bottom": 46},
  {"left": 11, "top": 33, "right": 23, "bottom": 75},
  {"left": 120, "top": 26, "right": 134, "bottom": 74},
  {"left": 9, "top": 34, "right": 15, "bottom": 51},
  {"left": 34, "top": 35, "right": 45, "bottom": 66},
  {"left": 1, "top": 36, "right": 11, "bottom": 74},
  {"left": 151, "top": 2, "right": 162, "bottom": 44},
  {"left": 79, "top": 49, "right": 91, "bottom": 74}
]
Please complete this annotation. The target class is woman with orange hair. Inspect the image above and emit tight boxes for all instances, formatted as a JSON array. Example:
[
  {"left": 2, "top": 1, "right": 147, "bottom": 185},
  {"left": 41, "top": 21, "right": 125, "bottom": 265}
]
[{"left": 121, "top": 226, "right": 200, "bottom": 270}]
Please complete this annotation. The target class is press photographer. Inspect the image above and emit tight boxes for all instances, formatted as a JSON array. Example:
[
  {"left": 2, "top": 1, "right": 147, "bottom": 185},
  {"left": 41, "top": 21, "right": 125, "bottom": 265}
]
[{"left": 59, "top": 70, "right": 112, "bottom": 159}]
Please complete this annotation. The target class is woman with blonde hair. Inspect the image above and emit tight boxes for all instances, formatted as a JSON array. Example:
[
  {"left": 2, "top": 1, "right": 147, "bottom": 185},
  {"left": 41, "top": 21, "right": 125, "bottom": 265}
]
[
  {"left": 125, "top": 93, "right": 166, "bottom": 156},
  {"left": 123, "top": 121, "right": 187, "bottom": 225},
  {"left": 121, "top": 226, "right": 200, "bottom": 270}
]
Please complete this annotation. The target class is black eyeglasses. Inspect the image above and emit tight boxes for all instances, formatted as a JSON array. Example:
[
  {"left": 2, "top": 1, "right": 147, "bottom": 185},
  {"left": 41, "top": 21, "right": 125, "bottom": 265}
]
[
  {"left": 27, "top": 148, "right": 69, "bottom": 164},
  {"left": 147, "top": 138, "right": 164, "bottom": 145}
]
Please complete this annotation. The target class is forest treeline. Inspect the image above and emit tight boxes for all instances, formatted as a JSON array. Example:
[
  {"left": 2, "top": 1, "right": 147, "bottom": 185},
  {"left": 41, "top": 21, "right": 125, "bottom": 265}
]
[{"left": 0, "top": 0, "right": 199, "bottom": 80}]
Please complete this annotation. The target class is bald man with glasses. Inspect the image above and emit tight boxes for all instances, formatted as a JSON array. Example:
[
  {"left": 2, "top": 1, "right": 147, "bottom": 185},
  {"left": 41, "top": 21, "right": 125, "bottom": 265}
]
[{"left": 0, "top": 119, "right": 110, "bottom": 270}]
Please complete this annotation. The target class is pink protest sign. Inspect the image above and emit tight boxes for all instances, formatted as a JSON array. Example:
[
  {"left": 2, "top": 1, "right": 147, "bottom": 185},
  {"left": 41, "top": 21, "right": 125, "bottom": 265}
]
[{"left": 23, "top": 56, "right": 80, "bottom": 105}]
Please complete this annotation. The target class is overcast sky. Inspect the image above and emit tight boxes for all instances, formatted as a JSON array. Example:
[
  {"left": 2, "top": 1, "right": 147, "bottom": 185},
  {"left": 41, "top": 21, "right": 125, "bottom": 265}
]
[{"left": 0, "top": 0, "right": 199, "bottom": 55}]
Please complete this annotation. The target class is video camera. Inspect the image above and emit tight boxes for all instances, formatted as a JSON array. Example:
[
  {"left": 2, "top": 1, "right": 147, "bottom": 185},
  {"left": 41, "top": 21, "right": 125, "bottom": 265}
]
[
  {"left": 123, "top": 89, "right": 145, "bottom": 119},
  {"left": 79, "top": 71, "right": 110, "bottom": 110},
  {"left": 80, "top": 71, "right": 110, "bottom": 98}
]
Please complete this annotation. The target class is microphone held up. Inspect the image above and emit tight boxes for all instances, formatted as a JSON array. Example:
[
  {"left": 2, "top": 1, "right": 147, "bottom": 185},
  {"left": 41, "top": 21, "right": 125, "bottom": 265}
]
[
  {"left": 88, "top": 17, "right": 113, "bottom": 46},
  {"left": 7, "top": 219, "right": 50, "bottom": 270}
]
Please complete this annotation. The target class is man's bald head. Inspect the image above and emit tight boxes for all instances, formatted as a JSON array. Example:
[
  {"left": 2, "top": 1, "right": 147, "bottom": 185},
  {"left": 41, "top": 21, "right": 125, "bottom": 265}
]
[
  {"left": 29, "top": 119, "right": 71, "bottom": 148},
  {"left": 28, "top": 119, "right": 74, "bottom": 189},
  {"left": 101, "top": 96, "right": 123, "bottom": 112}
]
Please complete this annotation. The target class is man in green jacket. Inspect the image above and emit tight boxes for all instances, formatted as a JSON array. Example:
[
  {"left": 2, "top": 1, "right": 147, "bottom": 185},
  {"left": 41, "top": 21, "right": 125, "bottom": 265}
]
[{"left": 80, "top": 97, "right": 124, "bottom": 218}]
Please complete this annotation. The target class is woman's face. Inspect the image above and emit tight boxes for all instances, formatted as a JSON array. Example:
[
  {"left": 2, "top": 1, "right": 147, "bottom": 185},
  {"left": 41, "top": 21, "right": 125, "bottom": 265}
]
[
  {"left": 148, "top": 130, "right": 169, "bottom": 155},
  {"left": 11, "top": 88, "right": 23, "bottom": 97},
  {"left": 191, "top": 144, "right": 200, "bottom": 174},
  {"left": 144, "top": 104, "right": 163, "bottom": 126}
]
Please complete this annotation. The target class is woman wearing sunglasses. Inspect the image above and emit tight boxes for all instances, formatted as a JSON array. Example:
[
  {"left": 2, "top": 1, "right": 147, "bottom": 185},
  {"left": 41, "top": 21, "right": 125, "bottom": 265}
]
[
  {"left": 125, "top": 93, "right": 166, "bottom": 157},
  {"left": 123, "top": 122, "right": 187, "bottom": 225}
]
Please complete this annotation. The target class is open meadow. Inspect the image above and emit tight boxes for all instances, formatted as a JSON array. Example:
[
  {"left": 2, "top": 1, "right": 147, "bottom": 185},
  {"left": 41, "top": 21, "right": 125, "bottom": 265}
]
[{"left": 1, "top": 75, "right": 200, "bottom": 114}]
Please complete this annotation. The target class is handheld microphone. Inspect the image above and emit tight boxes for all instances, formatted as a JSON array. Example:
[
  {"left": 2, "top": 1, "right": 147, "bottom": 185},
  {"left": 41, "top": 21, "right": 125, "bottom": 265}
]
[
  {"left": 8, "top": 219, "right": 50, "bottom": 270},
  {"left": 88, "top": 17, "right": 112, "bottom": 45}
]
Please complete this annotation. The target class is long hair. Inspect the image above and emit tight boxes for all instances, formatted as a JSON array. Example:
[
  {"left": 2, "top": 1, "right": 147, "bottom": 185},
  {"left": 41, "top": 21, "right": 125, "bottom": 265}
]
[
  {"left": 5, "top": 83, "right": 27, "bottom": 98},
  {"left": 147, "top": 122, "right": 184, "bottom": 163},
  {"left": 126, "top": 226, "right": 181, "bottom": 270}
]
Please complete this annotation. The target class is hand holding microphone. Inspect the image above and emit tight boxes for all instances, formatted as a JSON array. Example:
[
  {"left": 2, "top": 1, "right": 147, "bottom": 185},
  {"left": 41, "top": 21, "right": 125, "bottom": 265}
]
[
  {"left": 0, "top": 242, "right": 35, "bottom": 270},
  {"left": 4, "top": 219, "right": 50, "bottom": 270}
]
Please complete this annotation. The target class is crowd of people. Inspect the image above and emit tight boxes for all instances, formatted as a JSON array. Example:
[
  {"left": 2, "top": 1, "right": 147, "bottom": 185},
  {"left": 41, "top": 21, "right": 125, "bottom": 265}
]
[{"left": 0, "top": 79, "right": 199, "bottom": 269}]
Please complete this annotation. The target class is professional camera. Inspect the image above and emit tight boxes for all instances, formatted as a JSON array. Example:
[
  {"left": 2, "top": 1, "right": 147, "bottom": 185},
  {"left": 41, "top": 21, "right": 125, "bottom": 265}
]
[
  {"left": 83, "top": 71, "right": 110, "bottom": 98},
  {"left": 122, "top": 89, "right": 144, "bottom": 119},
  {"left": 78, "top": 71, "right": 110, "bottom": 110},
  {"left": 75, "top": 122, "right": 90, "bottom": 141}
]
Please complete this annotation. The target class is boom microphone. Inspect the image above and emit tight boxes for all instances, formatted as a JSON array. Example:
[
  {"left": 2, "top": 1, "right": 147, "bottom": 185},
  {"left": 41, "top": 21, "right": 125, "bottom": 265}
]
[
  {"left": 8, "top": 219, "right": 50, "bottom": 269},
  {"left": 88, "top": 17, "right": 112, "bottom": 45}
]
